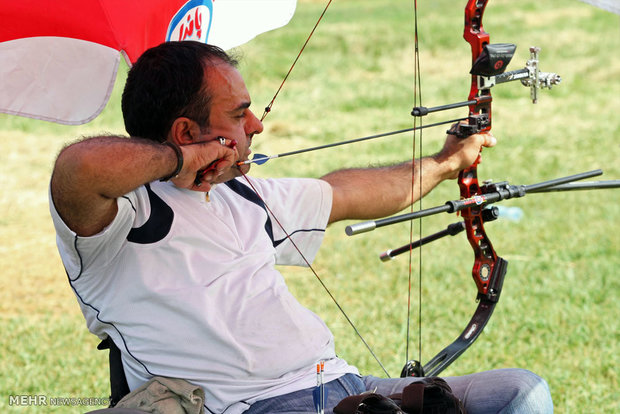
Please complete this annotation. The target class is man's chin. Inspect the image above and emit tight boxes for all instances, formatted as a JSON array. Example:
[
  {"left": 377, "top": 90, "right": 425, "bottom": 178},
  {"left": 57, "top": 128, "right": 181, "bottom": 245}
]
[
  {"left": 214, "top": 165, "right": 248, "bottom": 183},
  {"left": 236, "top": 162, "right": 251, "bottom": 176}
]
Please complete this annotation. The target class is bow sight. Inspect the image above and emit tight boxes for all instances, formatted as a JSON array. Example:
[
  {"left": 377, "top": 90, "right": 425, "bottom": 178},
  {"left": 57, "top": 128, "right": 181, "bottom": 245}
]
[
  {"left": 411, "top": 43, "right": 562, "bottom": 137},
  {"left": 476, "top": 45, "right": 562, "bottom": 103}
]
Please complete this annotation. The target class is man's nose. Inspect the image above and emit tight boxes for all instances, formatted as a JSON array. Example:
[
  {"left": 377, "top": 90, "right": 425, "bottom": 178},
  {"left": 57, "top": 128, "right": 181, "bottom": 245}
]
[{"left": 246, "top": 110, "right": 264, "bottom": 136}]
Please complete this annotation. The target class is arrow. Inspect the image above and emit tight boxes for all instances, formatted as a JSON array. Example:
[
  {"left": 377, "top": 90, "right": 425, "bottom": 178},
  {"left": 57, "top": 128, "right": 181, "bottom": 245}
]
[{"left": 237, "top": 118, "right": 467, "bottom": 166}]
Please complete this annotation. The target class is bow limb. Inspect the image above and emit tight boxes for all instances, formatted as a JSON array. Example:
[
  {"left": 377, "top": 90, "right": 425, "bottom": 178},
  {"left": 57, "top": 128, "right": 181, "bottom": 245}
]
[{"left": 420, "top": 257, "right": 506, "bottom": 376}]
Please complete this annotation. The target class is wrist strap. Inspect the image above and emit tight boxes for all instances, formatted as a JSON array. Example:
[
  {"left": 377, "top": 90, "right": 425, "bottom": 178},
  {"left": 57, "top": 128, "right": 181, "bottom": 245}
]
[{"left": 160, "top": 141, "right": 184, "bottom": 181}]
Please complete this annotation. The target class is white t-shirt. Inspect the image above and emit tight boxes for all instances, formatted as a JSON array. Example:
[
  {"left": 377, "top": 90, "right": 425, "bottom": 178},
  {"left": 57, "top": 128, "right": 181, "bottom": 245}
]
[{"left": 50, "top": 176, "right": 358, "bottom": 413}]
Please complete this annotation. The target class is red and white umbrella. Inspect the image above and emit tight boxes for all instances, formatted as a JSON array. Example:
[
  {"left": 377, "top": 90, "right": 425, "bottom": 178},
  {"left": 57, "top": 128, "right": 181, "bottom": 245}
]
[{"left": 0, "top": 0, "right": 296, "bottom": 125}]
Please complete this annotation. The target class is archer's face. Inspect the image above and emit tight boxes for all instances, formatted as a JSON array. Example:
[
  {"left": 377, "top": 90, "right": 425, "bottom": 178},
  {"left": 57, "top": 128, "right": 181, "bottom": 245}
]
[{"left": 205, "top": 62, "right": 263, "bottom": 181}]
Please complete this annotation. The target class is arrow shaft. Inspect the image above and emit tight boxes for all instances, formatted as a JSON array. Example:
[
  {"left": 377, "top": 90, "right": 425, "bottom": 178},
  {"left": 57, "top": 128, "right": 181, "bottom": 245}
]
[{"left": 238, "top": 118, "right": 467, "bottom": 166}]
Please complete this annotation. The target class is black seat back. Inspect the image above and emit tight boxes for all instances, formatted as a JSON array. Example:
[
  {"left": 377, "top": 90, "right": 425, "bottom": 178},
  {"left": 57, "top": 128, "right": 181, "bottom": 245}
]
[{"left": 97, "top": 337, "right": 130, "bottom": 407}]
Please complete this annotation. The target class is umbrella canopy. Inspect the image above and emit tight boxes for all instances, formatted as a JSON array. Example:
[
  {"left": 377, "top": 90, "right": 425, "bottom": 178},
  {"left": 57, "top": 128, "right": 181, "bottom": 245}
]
[
  {"left": 0, "top": 0, "right": 297, "bottom": 125},
  {"left": 578, "top": 0, "right": 620, "bottom": 14}
]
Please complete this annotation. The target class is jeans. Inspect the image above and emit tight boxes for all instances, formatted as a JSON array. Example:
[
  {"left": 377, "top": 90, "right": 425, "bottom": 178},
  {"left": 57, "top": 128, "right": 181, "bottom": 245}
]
[{"left": 244, "top": 368, "right": 553, "bottom": 414}]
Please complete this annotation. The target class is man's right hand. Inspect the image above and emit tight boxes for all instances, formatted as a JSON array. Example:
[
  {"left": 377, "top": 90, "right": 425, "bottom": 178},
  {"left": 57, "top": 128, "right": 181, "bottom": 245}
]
[{"left": 174, "top": 137, "right": 238, "bottom": 191}]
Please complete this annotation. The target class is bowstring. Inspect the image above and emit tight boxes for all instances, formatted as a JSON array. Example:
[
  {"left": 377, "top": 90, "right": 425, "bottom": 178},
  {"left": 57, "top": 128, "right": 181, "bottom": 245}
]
[
  {"left": 407, "top": 0, "right": 424, "bottom": 371},
  {"left": 251, "top": 0, "right": 394, "bottom": 377},
  {"left": 252, "top": 0, "right": 444, "bottom": 379},
  {"left": 238, "top": 171, "right": 391, "bottom": 377},
  {"left": 261, "top": 0, "right": 333, "bottom": 122}
]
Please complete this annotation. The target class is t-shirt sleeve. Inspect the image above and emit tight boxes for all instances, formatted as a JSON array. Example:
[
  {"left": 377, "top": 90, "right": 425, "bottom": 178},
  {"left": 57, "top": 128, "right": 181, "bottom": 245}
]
[
  {"left": 245, "top": 177, "right": 333, "bottom": 267},
  {"left": 48, "top": 185, "right": 145, "bottom": 280}
]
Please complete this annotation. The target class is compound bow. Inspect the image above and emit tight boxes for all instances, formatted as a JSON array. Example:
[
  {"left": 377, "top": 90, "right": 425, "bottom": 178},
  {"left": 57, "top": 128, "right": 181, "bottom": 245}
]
[
  {"left": 352, "top": 0, "right": 563, "bottom": 377},
  {"left": 240, "top": 0, "right": 617, "bottom": 379}
]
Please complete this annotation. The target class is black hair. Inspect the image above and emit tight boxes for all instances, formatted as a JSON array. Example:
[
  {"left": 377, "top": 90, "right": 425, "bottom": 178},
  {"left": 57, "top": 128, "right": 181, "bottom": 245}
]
[{"left": 121, "top": 41, "right": 238, "bottom": 142}]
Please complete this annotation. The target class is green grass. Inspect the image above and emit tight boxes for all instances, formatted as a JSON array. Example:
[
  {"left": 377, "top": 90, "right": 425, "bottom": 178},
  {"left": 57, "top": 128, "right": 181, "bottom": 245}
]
[{"left": 1, "top": 0, "right": 619, "bottom": 412}]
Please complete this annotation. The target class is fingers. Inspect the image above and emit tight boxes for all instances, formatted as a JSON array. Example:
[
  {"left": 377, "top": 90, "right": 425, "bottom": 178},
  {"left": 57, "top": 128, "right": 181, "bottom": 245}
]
[
  {"left": 193, "top": 139, "right": 238, "bottom": 187},
  {"left": 455, "top": 130, "right": 496, "bottom": 151},
  {"left": 215, "top": 136, "right": 237, "bottom": 150},
  {"left": 172, "top": 138, "right": 239, "bottom": 190},
  {"left": 481, "top": 132, "right": 497, "bottom": 148},
  {"left": 437, "top": 129, "right": 498, "bottom": 180},
  {"left": 446, "top": 121, "right": 496, "bottom": 148}
]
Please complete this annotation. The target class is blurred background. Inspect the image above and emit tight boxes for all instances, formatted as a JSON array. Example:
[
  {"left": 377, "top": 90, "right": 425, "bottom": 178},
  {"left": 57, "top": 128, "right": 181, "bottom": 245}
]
[{"left": 1, "top": 0, "right": 618, "bottom": 412}]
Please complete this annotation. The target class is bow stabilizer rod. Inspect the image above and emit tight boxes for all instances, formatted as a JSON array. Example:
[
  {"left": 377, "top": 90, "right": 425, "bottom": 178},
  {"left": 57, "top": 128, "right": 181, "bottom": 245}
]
[
  {"left": 346, "top": 169, "right": 604, "bottom": 236},
  {"left": 380, "top": 207, "right": 500, "bottom": 262},
  {"left": 380, "top": 177, "right": 620, "bottom": 261}
]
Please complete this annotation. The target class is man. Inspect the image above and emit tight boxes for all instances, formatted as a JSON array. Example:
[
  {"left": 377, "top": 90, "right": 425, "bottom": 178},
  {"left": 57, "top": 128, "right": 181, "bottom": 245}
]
[{"left": 50, "top": 41, "right": 553, "bottom": 413}]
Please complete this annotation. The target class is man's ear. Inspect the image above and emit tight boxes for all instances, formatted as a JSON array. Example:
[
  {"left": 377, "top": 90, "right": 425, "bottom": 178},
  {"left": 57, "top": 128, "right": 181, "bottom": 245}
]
[{"left": 168, "top": 117, "right": 202, "bottom": 145}]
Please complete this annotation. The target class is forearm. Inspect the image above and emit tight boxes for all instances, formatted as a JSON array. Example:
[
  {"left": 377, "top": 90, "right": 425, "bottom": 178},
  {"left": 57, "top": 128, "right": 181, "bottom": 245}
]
[
  {"left": 322, "top": 129, "right": 497, "bottom": 224},
  {"left": 322, "top": 155, "right": 451, "bottom": 223},
  {"left": 50, "top": 136, "right": 180, "bottom": 236},
  {"left": 51, "top": 134, "right": 237, "bottom": 236},
  {"left": 53, "top": 136, "right": 177, "bottom": 199}
]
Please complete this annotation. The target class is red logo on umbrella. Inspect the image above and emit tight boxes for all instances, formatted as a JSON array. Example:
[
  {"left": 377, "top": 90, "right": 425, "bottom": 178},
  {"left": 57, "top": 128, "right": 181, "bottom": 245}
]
[{"left": 167, "top": 0, "right": 213, "bottom": 43}]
